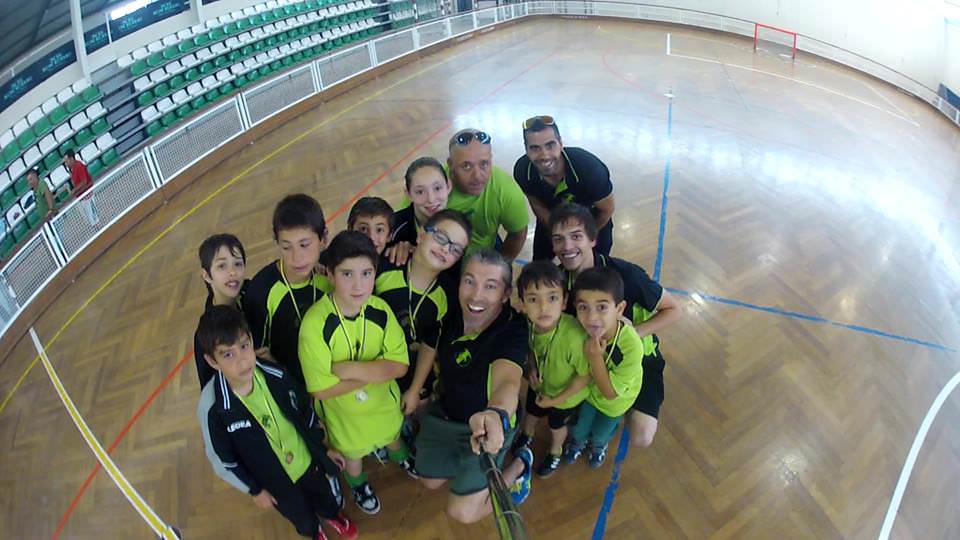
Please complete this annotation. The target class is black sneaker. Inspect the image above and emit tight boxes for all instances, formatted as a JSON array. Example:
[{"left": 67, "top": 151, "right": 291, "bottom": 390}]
[
  {"left": 588, "top": 444, "right": 608, "bottom": 469},
  {"left": 562, "top": 440, "right": 585, "bottom": 465},
  {"left": 352, "top": 482, "right": 381, "bottom": 515},
  {"left": 514, "top": 432, "right": 533, "bottom": 450},
  {"left": 537, "top": 454, "right": 561, "bottom": 477},
  {"left": 327, "top": 474, "right": 344, "bottom": 509},
  {"left": 398, "top": 456, "right": 418, "bottom": 478}
]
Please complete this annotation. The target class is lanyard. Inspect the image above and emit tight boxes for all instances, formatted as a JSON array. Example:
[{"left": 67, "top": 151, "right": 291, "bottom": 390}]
[
  {"left": 406, "top": 262, "right": 436, "bottom": 343},
  {"left": 332, "top": 296, "right": 366, "bottom": 361},
  {"left": 603, "top": 322, "right": 624, "bottom": 367},
  {"left": 528, "top": 322, "right": 559, "bottom": 375},
  {"left": 252, "top": 374, "right": 284, "bottom": 453},
  {"left": 279, "top": 260, "right": 316, "bottom": 326}
]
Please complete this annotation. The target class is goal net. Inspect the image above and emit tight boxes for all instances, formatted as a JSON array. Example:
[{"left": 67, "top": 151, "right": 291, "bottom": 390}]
[{"left": 753, "top": 23, "right": 798, "bottom": 60}]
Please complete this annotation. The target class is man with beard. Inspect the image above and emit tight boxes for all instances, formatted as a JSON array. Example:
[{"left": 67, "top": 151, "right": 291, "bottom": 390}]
[{"left": 513, "top": 116, "right": 615, "bottom": 261}]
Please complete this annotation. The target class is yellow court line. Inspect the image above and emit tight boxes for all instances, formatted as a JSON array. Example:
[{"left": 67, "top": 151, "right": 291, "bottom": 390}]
[
  {"left": 30, "top": 328, "right": 180, "bottom": 539},
  {"left": 0, "top": 42, "right": 476, "bottom": 416}
]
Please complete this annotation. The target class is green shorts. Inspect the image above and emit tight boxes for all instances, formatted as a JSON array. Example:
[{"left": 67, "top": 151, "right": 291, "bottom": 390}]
[{"left": 414, "top": 408, "right": 517, "bottom": 495}]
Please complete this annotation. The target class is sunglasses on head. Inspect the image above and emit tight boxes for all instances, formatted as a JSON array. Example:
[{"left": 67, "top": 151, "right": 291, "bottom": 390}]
[
  {"left": 522, "top": 115, "right": 555, "bottom": 129},
  {"left": 453, "top": 130, "right": 491, "bottom": 146}
]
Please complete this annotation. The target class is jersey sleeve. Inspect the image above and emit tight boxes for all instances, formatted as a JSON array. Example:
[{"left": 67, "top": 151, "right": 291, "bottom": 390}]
[
  {"left": 298, "top": 311, "right": 340, "bottom": 394},
  {"left": 381, "top": 304, "right": 411, "bottom": 365},
  {"left": 577, "top": 151, "right": 613, "bottom": 203},
  {"left": 497, "top": 168, "right": 531, "bottom": 234},
  {"left": 244, "top": 272, "right": 271, "bottom": 349},
  {"left": 512, "top": 156, "right": 532, "bottom": 195},
  {"left": 623, "top": 262, "right": 664, "bottom": 314},
  {"left": 609, "top": 336, "right": 643, "bottom": 397},
  {"left": 197, "top": 383, "right": 262, "bottom": 495},
  {"left": 496, "top": 314, "right": 529, "bottom": 368}
]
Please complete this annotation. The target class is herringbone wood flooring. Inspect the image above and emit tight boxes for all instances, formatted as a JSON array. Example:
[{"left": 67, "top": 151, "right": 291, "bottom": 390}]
[{"left": 2, "top": 18, "right": 959, "bottom": 540}]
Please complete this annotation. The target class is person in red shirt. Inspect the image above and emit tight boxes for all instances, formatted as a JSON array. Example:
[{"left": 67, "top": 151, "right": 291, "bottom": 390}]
[{"left": 63, "top": 149, "right": 93, "bottom": 198}]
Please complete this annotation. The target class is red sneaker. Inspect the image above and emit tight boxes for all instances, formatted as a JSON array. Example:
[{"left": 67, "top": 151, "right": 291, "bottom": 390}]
[
  {"left": 325, "top": 513, "right": 359, "bottom": 539},
  {"left": 314, "top": 528, "right": 330, "bottom": 540}
]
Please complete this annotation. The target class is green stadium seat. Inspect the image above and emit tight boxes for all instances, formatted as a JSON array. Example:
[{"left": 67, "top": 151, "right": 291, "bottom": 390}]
[
  {"left": 214, "top": 56, "right": 229, "bottom": 68},
  {"left": 258, "top": 66, "right": 271, "bottom": 78},
  {"left": 209, "top": 28, "right": 225, "bottom": 41},
  {"left": 0, "top": 187, "right": 16, "bottom": 210},
  {"left": 161, "top": 112, "right": 177, "bottom": 127},
  {"left": 162, "top": 46, "right": 179, "bottom": 61},
  {"left": 178, "top": 40, "right": 195, "bottom": 54},
  {"left": 43, "top": 152, "right": 60, "bottom": 172},
  {"left": 2, "top": 142, "right": 20, "bottom": 165},
  {"left": 14, "top": 176, "right": 28, "bottom": 196},
  {"left": 137, "top": 89, "right": 154, "bottom": 107},
  {"left": 176, "top": 103, "right": 192, "bottom": 118},
  {"left": 91, "top": 118, "right": 108, "bottom": 136},
  {"left": 171, "top": 75, "right": 187, "bottom": 90},
  {"left": 185, "top": 67, "right": 201, "bottom": 82},
  {"left": 101, "top": 148, "right": 118, "bottom": 166},
  {"left": 12, "top": 219, "right": 29, "bottom": 242},
  {"left": 193, "top": 33, "right": 210, "bottom": 48},
  {"left": 81, "top": 85, "right": 101, "bottom": 104},
  {"left": 32, "top": 116, "right": 53, "bottom": 138},
  {"left": 146, "top": 121, "right": 163, "bottom": 137},
  {"left": 88, "top": 159, "right": 104, "bottom": 178},
  {"left": 147, "top": 52, "right": 164, "bottom": 68},
  {"left": 224, "top": 22, "right": 239, "bottom": 35},
  {"left": 49, "top": 105, "right": 69, "bottom": 126},
  {"left": 305, "top": 0, "right": 319, "bottom": 9},
  {"left": 249, "top": 14, "right": 264, "bottom": 26},
  {"left": 155, "top": 82, "right": 172, "bottom": 97},
  {"left": 16, "top": 130, "right": 36, "bottom": 150},
  {"left": 262, "top": 10, "right": 276, "bottom": 22},
  {"left": 293, "top": 51, "right": 305, "bottom": 63},
  {"left": 131, "top": 59, "right": 149, "bottom": 76},
  {"left": 190, "top": 96, "right": 206, "bottom": 110},
  {"left": 74, "top": 128, "right": 93, "bottom": 148},
  {"left": 0, "top": 234, "right": 14, "bottom": 260},
  {"left": 237, "top": 18, "right": 250, "bottom": 32},
  {"left": 199, "top": 61, "right": 215, "bottom": 75},
  {"left": 66, "top": 94, "right": 84, "bottom": 114},
  {"left": 228, "top": 51, "right": 242, "bottom": 63}
]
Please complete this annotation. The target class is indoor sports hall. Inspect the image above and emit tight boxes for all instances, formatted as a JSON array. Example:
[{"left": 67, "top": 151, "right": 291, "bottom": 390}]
[{"left": 0, "top": 0, "right": 958, "bottom": 539}]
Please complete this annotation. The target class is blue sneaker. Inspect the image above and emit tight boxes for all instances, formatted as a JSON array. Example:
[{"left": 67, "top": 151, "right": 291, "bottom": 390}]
[
  {"left": 562, "top": 439, "right": 585, "bottom": 465},
  {"left": 588, "top": 444, "right": 608, "bottom": 469},
  {"left": 509, "top": 446, "right": 534, "bottom": 505}
]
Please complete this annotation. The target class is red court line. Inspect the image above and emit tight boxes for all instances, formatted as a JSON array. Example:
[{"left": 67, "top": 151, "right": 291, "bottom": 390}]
[{"left": 52, "top": 47, "right": 557, "bottom": 537}]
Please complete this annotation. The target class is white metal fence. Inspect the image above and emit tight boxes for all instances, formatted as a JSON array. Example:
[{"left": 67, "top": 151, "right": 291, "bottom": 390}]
[{"left": 1, "top": 0, "right": 958, "bottom": 341}]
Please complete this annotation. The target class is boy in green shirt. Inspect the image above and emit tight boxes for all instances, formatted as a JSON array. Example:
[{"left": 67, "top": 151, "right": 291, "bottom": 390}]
[
  {"left": 514, "top": 261, "right": 591, "bottom": 477},
  {"left": 299, "top": 231, "right": 414, "bottom": 515},
  {"left": 197, "top": 305, "right": 357, "bottom": 540},
  {"left": 564, "top": 267, "right": 645, "bottom": 468}
]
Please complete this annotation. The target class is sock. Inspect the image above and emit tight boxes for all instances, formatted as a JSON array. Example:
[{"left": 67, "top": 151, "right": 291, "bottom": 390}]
[
  {"left": 344, "top": 471, "right": 368, "bottom": 488},
  {"left": 387, "top": 444, "right": 410, "bottom": 463}
]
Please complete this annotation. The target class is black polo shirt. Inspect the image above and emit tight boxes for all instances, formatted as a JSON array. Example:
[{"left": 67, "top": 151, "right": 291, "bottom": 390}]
[
  {"left": 434, "top": 306, "right": 527, "bottom": 423},
  {"left": 513, "top": 147, "right": 613, "bottom": 215}
]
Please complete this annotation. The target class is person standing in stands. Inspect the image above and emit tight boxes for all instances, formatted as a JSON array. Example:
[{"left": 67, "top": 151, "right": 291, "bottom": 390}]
[
  {"left": 514, "top": 116, "right": 615, "bottom": 261},
  {"left": 26, "top": 169, "right": 56, "bottom": 221},
  {"left": 64, "top": 149, "right": 93, "bottom": 199}
]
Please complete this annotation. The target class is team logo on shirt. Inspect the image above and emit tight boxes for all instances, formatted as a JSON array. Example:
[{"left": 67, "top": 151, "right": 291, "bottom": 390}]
[
  {"left": 455, "top": 348, "right": 472, "bottom": 366},
  {"left": 227, "top": 420, "right": 252, "bottom": 432}
]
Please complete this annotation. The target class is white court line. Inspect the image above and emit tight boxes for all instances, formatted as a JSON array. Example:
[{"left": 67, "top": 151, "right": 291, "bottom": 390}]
[
  {"left": 877, "top": 370, "right": 960, "bottom": 540},
  {"left": 862, "top": 81, "right": 912, "bottom": 120},
  {"left": 666, "top": 32, "right": 671, "bottom": 55},
  {"left": 666, "top": 47, "right": 920, "bottom": 126},
  {"left": 28, "top": 328, "right": 180, "bottom": 540}
]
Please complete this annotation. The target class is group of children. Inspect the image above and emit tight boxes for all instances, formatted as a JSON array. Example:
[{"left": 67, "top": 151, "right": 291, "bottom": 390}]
[{"left": 194, "top": 150, "right": 679, "bottom": 539}]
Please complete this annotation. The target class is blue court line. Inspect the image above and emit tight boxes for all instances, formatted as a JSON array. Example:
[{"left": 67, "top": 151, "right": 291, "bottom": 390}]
[
  {"left": 666, "top": 287, "right": 958, "bottom": 353},
  {"left": 652, "top": 99, "right": 674, "bottom": 282},
  {"left": 591, "top": 423, "right": 632, "bottom": 540}
]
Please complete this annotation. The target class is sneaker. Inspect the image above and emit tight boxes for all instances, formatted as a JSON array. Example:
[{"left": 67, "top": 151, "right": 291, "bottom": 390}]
[
  {"left": 325, "top": 513, "right": 359, "bottom": 540},
  {"left": 588, "top": 444, "right": 608, "bottom": 468},
  {"left": 371, "top": 447, "right": 388, "bottom": 464},
  {"left": 514, "top": 432, "right": 533, "bottom": 450},
  {"left": 562, "top": 440, "right": 585, "bottom": 465},
  {"left": 397, "top": 456, "right": 419, "bottom": 478},
  {"left": 352, "top": 482, "right": 381, "bottom": 515},
  {"left": 509, "top": 446, "right": 534, "bottom": 505},
  {"left": 314, "top": 529, "right": 330, "bottom": 540},
  {"left": 537, "top": 454, "right": 561, "bottom": 478}
]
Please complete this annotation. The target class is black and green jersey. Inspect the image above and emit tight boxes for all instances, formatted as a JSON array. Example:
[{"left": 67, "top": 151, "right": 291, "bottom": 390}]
[
  {"left": 245, "top": 260, "right": 332, "bottom": 386},
  {"left": 194, "top": 280, "right": 251, "bottom": 390},
  {"left": 435, "top": 307, "right": 527, "bottom": 423},
  {"left": 298, "top": 294, "right": 408, "bottom": 458},
  {"left": 586, "top": 322, "right": 644, "bottom": 417},
  {"left": 562, "top": 253, "right": 663, "bottom": 356}
]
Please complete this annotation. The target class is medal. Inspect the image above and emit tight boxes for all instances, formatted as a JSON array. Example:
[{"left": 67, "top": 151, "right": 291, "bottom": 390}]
[
  {"left": 355, "top": 388, "right": 368, "bottom": 403},
  {"left": 285, "top": 452, "right": 294, "bottom": 464}
]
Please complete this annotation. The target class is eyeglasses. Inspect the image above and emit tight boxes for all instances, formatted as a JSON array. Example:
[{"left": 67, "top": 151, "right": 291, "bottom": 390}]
[
  {"left": 424, "top": 226, "right": 466, "bottom": 258},
  {"left": 522, "top": 115, "right": 555, "bottom": 129},
  {"left": 452, "top": 130, "right": 491, "bottom": 146}
]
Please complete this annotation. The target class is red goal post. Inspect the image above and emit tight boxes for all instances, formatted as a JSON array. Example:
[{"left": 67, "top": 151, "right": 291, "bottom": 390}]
[{"left": 753, "top": 22, "right": 798, "bottom": 59}]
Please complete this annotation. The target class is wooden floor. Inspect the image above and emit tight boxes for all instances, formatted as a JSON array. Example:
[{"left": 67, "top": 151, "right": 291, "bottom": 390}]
[{"left": 2, "top": 17, "right": 960, "bottom": 540}]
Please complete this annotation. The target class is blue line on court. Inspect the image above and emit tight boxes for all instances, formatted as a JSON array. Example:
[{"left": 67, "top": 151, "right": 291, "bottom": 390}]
[
  {"left": 653, "top": 99, "right": 674, "bottom": 282},
  {"left": 591, "top": 424, "right": 632, "bottom": 540},
  {"left": 666, "top": 287, "right": 958, "bottom": 353}
]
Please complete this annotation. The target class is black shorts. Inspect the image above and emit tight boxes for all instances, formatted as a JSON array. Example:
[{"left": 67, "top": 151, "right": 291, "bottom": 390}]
[
  {"left": 525, "top": 388, "right": 577, "bottom": 430},
  {"left": 631, "top": 351, "right": 665, "bottom": 418}
]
